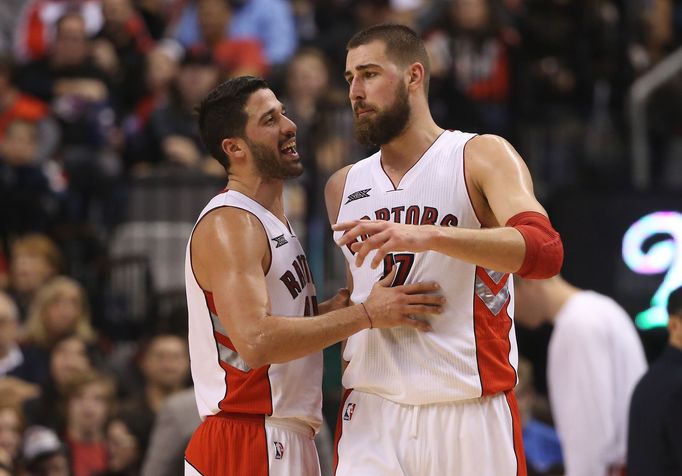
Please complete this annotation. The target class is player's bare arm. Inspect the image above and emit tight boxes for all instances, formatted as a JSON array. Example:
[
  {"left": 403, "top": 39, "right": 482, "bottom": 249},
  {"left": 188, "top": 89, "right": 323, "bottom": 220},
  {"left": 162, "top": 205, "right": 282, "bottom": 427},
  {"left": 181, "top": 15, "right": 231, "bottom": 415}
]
[
  {"left": 333, "top": 135, "right": 563, "bottom": 277},
  {"left": 326, "top": 165, "right": 359, "bottom": 375},
  {"left": 192, "top": 207, "right": 443, "bottom": 369}
]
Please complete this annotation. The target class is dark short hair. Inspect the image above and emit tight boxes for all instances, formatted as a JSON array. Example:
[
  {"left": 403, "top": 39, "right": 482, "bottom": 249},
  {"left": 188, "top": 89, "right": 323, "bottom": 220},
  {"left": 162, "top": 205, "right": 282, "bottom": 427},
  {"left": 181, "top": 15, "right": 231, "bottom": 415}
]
[
  {"left": 668, "top": 286, "right": 682, "bottom": 318},
  {"left": 197, "top": 76, "right": 269, "bottom": 172},
  {"left": 346, "top": 23, "right": 430, "bottom": 94}
]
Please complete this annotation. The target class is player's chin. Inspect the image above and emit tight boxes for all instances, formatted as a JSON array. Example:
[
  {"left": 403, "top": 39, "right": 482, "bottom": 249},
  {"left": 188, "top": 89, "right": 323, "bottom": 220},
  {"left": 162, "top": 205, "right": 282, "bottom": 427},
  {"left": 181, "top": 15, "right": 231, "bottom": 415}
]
[{"left": 287, "top": 162, "right": 304, "bottom": 178}]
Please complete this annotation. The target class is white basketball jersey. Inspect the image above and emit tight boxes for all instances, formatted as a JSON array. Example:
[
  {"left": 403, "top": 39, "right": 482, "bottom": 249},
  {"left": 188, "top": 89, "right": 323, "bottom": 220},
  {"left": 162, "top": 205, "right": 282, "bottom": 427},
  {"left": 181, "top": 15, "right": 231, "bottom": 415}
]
[
  {"left": 334, "top": 130, "right": 519, "bottom": 405},
  {"left": 186, "top": 190, "right": 322, "bottom": 431}
]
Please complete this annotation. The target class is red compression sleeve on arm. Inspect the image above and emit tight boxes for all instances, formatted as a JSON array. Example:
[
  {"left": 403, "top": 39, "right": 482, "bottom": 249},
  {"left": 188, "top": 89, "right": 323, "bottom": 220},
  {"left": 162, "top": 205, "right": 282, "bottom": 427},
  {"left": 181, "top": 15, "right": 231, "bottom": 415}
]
[{"left": 506, "top": 211, "right": 564, "bottom": 279}]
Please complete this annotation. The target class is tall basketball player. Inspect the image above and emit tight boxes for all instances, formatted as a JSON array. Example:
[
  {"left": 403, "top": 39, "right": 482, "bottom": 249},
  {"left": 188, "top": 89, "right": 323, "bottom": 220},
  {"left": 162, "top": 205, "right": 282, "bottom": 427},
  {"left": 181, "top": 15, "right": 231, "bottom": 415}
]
[
  {"left": 184, "top": 76, "right": 445, "bottom": 475},
  {"left": 326, "top": 25, "right": 564, "bottom": 475}
]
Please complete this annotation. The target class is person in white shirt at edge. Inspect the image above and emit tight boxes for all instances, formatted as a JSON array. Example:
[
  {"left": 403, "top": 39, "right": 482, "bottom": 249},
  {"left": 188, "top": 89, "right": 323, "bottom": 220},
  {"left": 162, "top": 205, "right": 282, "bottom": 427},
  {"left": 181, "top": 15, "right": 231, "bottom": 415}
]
[
  {"left": 514, "top": 275, "right": 647, "bottom": 476},
  {"left": 326, "top": 23, "right": 564, "bottom": 476},
  {"left": 183, "top": 76, "right": 445, "bottom": 476}
]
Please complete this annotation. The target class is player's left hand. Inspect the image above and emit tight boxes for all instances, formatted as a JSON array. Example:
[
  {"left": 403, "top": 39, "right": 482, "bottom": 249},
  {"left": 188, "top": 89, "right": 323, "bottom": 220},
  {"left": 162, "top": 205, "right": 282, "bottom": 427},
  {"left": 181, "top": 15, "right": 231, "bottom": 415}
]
[
  {"left": 333, "top": 220, "right": 432, "bottom": 269},
  {"left": 318, "top": 288, "right": 351, "bottom": 315}
]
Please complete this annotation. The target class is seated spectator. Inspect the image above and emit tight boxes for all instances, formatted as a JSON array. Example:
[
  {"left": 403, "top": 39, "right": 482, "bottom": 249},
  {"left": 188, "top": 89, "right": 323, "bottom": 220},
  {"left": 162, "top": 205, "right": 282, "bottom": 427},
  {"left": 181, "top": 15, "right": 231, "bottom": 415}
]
[
  {"left": 14, "top": 0, "right": 104, "bottom": 62},
  {"left": 0, "top": 400, "right": 25, "bottom": 472},
  {"left": 0, "top": 290, "right": 46, "bottom": 386},
  {"left": 23, "top": 334, "right": 94, "bottom": 431},
  {"left": 193, "top": 0, "right": 267, "bottom": 77},
  {"left": 172, "top": 0, "right": 297, "bottom": 67},
  {"left": 22, "top": 425, "right": 70, "bottom": 476},
  {"left": 0, "top": 119, "right": 58, "bottom": 240},
  {"left": 23, "top": 276, "right": 97, "bottom": 352},
  {"left": 0, "top": 53, "right": 56, "bottom": 152},
  {"left": 7, "top": 234, "right": 63, "bottom": 319},
  {"left": 141, "top": 386, "right": 199, "bottom": 476},
  {"left": 122, "top": 39, "right": 182, "bottom": 173},
  {"left": 145, "top": 50, "right": 222, "bottom": 175},
  {"left": 16, "top": 11, "right": 122, "bottom": 229},
  {"left": 62, "top": 370, "right": 117, "bottom": 476},
  {"left": 424, "top": 0, "right": 512, "bottom": 134},
  {"left": 99, "top": 409, "right": 153, "bottom": 476},
  {"left": 93, "top": 0, "right": 154, "bottom": 113},
  {"left": 119, "top": 332, "right": 189, "bottom": 443}
]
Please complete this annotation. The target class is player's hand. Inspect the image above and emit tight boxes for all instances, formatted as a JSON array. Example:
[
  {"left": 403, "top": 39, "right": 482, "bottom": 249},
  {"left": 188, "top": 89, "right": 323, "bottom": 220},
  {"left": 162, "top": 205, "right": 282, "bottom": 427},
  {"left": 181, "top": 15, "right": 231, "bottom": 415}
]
[
  {"left": 364, "top": 268, "right": 444, "bottom": 331},
  {"left": 333, "top": 220, "right": 432, "bottom": 269},
  {"left": 318, "top": 288, "right": 351, "bottom": 314}
]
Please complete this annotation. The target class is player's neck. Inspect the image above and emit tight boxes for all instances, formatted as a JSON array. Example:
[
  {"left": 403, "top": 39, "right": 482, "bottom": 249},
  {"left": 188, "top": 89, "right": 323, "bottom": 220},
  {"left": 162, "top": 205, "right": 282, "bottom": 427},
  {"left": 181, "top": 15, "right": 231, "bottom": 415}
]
[
  {"left": 228, "top": 176, "right": 287, "bottom": 222},
  {"left": 547, "top": 280, "right": 581, "bottom": 324},
  {"left": 379, "top": 116, "right": 443, "bottom": 185}
]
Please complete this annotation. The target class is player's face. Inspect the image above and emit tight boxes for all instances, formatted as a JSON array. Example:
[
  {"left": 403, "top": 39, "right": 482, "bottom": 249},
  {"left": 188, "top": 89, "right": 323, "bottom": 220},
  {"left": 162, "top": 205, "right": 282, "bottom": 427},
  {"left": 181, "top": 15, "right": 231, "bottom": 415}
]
[
  {"left": 242, "top": 88, "right": 303, "bottom": 180},
  {"left": 345, "top": 41, "right": 411, "bottom": 147}
]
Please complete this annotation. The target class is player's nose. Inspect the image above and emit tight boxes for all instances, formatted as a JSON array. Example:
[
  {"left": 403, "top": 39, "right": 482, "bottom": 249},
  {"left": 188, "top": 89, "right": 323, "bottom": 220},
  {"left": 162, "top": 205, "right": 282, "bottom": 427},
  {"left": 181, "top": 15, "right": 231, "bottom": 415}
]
[{"left": 349, "top": 77, "right": 365, "bottom": 101}]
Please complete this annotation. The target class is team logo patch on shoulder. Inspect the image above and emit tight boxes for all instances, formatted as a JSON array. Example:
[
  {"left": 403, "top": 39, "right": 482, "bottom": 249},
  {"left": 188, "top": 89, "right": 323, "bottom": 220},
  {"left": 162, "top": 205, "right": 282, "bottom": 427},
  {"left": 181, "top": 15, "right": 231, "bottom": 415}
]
[
  {"left": 274, "top": 442, "right": 285, "bottom": 460},
  {"left": 343, "top": 402, "right": 356, "bottom": 421},
  {"left": 345, "top": 188, "right": 371, "bottom": 204},
  {"left": 271, "top": 234, "right": 288, "bottom": 248}
]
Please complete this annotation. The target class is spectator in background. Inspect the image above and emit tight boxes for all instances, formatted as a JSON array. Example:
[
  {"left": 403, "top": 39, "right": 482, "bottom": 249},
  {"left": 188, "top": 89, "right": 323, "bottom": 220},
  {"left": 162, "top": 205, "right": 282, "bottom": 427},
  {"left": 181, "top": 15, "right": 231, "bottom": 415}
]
[
  {"left": 0, "top": 53, "right": 58, "bottom": 161},
  {"left": 0, "top": 119, "right": 58, "bottom": 241},
  {"left": 0, "top": 400, "right": 25, "bottom": 472},
  {"left": 99, "top": 410, "right": 153, "bottom": 476},
  {"left": 282, "top": 47, "right": 359, "bottom": 279},
  {"left": 172, "top": 0, "right": 297, "bottom": 68},
  {"left": 16, "top": 11, "right": 122, "bottom": 229},
  {"left": 121, "top": 39, "right": 182, "bottom": 174},
  {"left": 140, "top": 387, "right": 199, "bottom": 476},
  {"left": 14, "top": 0, "right": 104, "bottom": 62},
  {"left": 627, "top": 286, "right": 682, "bottom": 476},
  {"left": 0, "top": 290, "right": 46, "bottom": 387},
  {"left": 22, "top": 425, "right": 71, "bottom": 476},
  {"left": 424, "top": 0, "right": 512, "bottom": 135},
  {"left": 514, "top": 275, "right": 647, "bottom": 476},
  {"left": 62, "top": 371, "right": 116, "bottom": 476},
  {"left": 146, "top": 49, "right": 221, "bottom": 175},
  {"left": 193, "top": 0, "right": 267, "bottom": 78},
  {"left": 24, "top": 334, "right": 94, "bottom": 431},
  {"left": 93, "top": 0, "right": 154, "bottom": 113},
  {"left": 134, "top": 0, "right": 172, "bottom": 40},
  {"left": 8, "top": 234, "right": 63, "bottom": 319},
  {"left": 23, "top": 276, "right": 97, "bottom": 353},
  {"left": 119, "top": 333, "right": 189, "bottom": 444}
]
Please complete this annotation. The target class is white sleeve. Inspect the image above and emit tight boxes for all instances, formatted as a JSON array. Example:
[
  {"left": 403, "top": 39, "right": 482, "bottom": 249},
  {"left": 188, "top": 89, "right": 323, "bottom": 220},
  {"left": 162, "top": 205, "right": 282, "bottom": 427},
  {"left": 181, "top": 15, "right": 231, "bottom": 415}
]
[{"left": 548, "top": 318, "right": 614, "bottom": 476}]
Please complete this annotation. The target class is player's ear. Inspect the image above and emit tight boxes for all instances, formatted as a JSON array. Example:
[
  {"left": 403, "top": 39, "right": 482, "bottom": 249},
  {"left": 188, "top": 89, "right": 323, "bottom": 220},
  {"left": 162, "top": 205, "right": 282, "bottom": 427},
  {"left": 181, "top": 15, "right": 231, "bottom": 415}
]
[
  {"left": 221, "top": 138, "right": 245, "bottom": 160},
  {"left": 407, "top": 63, "right": 425, "bottom": 91}
]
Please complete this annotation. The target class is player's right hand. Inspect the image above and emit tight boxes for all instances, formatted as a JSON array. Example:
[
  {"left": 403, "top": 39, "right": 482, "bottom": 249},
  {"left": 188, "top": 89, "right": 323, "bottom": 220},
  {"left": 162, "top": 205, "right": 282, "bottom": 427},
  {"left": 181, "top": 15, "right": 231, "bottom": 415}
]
[{"left": 363, "top": 268, "right": 444, "bottom": 331}]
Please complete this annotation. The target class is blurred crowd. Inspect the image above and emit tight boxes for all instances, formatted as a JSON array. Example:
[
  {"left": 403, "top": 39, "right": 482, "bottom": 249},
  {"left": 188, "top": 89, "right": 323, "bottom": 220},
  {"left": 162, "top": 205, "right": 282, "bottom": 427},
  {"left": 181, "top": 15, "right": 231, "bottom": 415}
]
[{"left": 0, "top": 0, "right": 681, "bottom": 475}]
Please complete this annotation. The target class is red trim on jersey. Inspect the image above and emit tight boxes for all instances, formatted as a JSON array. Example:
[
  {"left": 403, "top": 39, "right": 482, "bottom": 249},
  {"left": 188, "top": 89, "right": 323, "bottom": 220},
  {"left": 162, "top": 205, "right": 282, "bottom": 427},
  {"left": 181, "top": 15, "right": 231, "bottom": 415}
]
[
  {"left": 185, "top": 413, "right": 269, "bottom": 475},
  {"left": 473, "top": 267, "right": 516, "bottom": 395},
  {"left": 203, "top": 290, "right": 274, "bottom": 416},
  {"left": 504, "top": 390, "right": 528, "bottom": 476},
  {"left": 333, "top": 388, "right": 353, "bottom": 474},
  {"left": 204, "top": 291, "right": 217, "bottom": 315}
]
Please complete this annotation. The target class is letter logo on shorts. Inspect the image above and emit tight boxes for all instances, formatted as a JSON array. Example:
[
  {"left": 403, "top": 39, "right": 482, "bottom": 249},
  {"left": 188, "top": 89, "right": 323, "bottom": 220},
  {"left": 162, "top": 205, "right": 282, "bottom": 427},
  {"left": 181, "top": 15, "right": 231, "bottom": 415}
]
[
  {"left": 274, "top": 441, "right": 285, "bottom": 460},
  {"left": 343, "top": 403, "right": 356, "bottom": 421}
]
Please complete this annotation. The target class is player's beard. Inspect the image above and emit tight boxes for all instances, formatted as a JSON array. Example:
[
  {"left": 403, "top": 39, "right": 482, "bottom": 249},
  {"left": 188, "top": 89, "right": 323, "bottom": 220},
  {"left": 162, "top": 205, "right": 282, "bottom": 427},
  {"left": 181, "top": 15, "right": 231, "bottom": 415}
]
[
  {"left": 247, "top": 139, "right": 303, "bottom": 180},
  {"left": 353, "top": 81, "right": 410, "bottom": 148}
]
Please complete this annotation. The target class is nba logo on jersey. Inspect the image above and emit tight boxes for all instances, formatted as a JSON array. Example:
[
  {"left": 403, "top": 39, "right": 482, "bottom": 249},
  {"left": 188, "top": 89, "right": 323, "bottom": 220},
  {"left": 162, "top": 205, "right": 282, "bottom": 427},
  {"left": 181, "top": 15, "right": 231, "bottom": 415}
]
[
  {"left": 274, "top": 442, "right": 285, "bottom": 460},
  {"left": 343, "top": 403, "right": 356, "bottom": 421}
]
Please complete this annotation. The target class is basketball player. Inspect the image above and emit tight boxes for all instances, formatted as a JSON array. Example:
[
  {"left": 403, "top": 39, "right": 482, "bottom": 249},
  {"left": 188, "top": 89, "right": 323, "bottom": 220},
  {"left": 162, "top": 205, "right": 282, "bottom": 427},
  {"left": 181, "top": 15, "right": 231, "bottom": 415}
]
[
  {"left": 326, "top": 25, "right": 564, "bottom": 475},
  {"left": 184, "top": 76, "right": 445, "bottom": 476}
]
